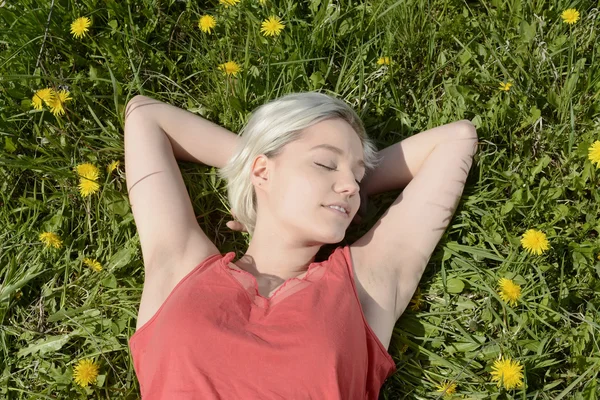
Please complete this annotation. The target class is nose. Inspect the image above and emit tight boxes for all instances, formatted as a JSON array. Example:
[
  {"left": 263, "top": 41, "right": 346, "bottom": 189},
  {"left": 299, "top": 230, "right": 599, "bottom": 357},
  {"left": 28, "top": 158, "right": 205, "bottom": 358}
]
[{"left": 335, "top": 174, "right": 360, "bottom": 196}]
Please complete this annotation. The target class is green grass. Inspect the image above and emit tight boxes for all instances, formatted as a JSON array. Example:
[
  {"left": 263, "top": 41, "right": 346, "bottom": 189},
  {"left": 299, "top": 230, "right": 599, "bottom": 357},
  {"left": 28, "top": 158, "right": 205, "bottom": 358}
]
[{"left": 1, "top": 0, "right": 600, "bottom": 398}]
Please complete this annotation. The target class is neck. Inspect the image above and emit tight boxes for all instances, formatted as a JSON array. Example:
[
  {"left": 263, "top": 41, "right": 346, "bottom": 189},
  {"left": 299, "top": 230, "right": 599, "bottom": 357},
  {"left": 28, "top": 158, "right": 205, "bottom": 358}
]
[{"left": 238, "top": 219, "right": 322, "bottom": 279}]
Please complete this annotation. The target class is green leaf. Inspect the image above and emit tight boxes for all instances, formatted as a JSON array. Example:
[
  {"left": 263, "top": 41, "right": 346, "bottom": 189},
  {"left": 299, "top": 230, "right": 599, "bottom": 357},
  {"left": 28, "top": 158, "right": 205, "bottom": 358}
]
[
  {"left": 48, "top": 307, "right": 81, "bottom": 322},
  {"left": 103, "top": 190, "right": 130, "bottom": 217},
  {"left": 101, "top": 273, "right": 117, "bottom": 289},
  {"left": 446, "top": 242, "right": 505, "bottom": 261},
  {"left": 547, "top": 89, "right": 561, "bottom": 109},
  {"left": 48, "top": 363, "right": 72, "bottom": 384},
  {"left": 4, "top": 136, "right": 16, "bottom": 153},
  {"left": 310, "top": 71, "right": 325, "bottom": 89},
  {"left": 501, "top": 201, "right": 514, "bottom": 215},
  {"left": 95, "top": 374, "right": 107, "bottom": 387},
  {"left": 582, "top": 378, "right": 597, "bottom": 400},
  {"left": 529, "top": 154, "right": 551, "bottom": 182},
  {"left": 520, "top": 21, "right": 536, "bottom": 43},
  {"left": 0, "top": 268, "right": 47, "bottom": 303},
  {"left": 107, "top": 245, "right": 136, "bottom": 271},
  {"left": 89, "top": 65, "right": 98, "bottom": 80},
  {"left": 446, "top": 278, "right": 465, "bottom": 293},
  {"left": 448, "top": 341, "right": 482, "bottom": 353},
  {"left": 455, "top": 298, "right": 476, "bottom": 311},
  {"left": 229, "top": 96, "right": 243, "bottom": 113},
  {"left": 458, "top": 49, "right": 472, "bottom": 65},
  {"left": 17, "top": 334, "right": 71, "bottom": 358},
  {"left": 530, "top": 105, "right": 541, "bottom": 122}
]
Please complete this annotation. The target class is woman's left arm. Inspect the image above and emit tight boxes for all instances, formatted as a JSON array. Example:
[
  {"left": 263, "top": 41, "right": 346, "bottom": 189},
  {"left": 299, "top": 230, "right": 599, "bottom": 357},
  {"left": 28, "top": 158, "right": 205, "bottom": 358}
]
[
  {"left": 353, "top": 120, "right": 478, "bottom": 223},
  {"left": 361, "top": 120, "right": 478, "bottom": 197}
]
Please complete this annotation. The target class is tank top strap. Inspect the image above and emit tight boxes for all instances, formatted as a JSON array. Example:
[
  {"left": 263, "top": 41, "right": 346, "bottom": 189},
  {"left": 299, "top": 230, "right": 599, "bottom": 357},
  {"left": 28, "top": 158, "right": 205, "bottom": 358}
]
[{"left": 222, "top": 251, "right": 236, "bottom": 265}]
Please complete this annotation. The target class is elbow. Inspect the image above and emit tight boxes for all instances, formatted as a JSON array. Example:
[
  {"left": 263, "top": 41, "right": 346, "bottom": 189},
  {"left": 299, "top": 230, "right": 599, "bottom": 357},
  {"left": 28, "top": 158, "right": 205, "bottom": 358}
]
[
  {"left": 456, "top": 120, "right": 479, "bottom": 156},
  {"left": 125, "top": 95, "right": 154, "bottom": 121},
  {"left": 458, "top": 120, "right": 478, "bottom": 138},
  {"left": 125, "top": 95, "right": 142, "bottom": 121}
]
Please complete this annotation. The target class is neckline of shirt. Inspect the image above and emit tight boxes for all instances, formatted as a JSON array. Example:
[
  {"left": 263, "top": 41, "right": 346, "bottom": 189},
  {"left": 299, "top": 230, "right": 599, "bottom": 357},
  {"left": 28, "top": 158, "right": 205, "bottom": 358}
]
[{"left": 219, "top": 251, "right": 329, "bottom": 307}]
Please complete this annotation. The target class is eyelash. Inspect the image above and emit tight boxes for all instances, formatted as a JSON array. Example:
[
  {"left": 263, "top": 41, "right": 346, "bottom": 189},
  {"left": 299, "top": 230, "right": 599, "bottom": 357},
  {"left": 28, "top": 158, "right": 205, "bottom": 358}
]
[{"left": 315, "top": 163, "right": 361, "bottom": 185}]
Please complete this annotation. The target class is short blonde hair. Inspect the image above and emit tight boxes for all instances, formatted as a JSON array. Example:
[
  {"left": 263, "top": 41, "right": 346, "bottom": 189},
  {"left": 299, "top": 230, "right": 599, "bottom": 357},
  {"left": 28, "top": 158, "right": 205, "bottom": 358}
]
[{"left": 217, "top": 91, "right": 381, "bottom": 236}]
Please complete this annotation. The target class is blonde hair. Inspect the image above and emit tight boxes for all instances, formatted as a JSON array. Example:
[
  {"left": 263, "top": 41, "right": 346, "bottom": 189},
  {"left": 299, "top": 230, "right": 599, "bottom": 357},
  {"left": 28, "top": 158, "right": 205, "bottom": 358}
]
[{"left": 217, "top": 91, "right": 381, "bottom": 236}]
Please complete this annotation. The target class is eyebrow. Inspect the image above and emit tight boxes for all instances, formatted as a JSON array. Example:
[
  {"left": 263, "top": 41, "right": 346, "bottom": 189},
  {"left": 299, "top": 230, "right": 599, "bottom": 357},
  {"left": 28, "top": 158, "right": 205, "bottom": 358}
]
[{"left": 310, "top": 144, "right": 366, "bottom": 169}]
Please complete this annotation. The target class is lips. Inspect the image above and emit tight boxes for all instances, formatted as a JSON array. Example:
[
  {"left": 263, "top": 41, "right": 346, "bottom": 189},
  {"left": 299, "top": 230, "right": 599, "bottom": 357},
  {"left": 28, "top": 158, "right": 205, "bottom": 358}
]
[
  {"left": 322, "top": 203, "right": 350, "bottom": 214},
  {"left": 323, "top": 205, "right": 349, "bottom": 217}
]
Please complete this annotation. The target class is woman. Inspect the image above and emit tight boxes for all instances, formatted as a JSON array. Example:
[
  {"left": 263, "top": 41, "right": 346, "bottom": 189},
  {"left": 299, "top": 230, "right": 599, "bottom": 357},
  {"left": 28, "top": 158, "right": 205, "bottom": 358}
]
[{"left": 123, "top": 91, "right": 478, "bottom": 399}]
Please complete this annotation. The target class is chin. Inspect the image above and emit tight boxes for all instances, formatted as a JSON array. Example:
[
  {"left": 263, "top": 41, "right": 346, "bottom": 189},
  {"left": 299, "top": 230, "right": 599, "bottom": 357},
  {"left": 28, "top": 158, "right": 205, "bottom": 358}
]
[
  {"left": 294, "top": 215, "right": 347, "bottom": 244},
  {"left": 314, "top": 228, "right": 346, "bottom": 244}
]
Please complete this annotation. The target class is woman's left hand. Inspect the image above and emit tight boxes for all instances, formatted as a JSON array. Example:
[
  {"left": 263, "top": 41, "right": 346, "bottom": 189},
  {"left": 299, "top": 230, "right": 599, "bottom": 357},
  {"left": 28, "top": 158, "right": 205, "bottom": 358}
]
[{"left": 226, "top": 210, "right": 248, "bottom": 232}]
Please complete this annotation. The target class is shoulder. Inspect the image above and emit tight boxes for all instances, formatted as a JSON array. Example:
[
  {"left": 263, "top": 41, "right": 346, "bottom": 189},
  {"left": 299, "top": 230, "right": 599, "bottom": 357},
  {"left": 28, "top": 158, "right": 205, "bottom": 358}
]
[{"left": 135, "top": 248, "right": 223, "bottom": 331}]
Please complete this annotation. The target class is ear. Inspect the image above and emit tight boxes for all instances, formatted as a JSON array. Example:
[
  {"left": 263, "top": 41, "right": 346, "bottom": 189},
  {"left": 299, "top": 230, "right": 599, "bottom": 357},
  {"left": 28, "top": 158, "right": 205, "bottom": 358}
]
[{"left": 250, "top": 154, "right": 270, "bottom": 188}]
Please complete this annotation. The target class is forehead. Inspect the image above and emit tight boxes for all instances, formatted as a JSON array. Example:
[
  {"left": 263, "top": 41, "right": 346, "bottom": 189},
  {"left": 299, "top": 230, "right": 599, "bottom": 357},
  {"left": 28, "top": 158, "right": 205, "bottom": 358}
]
[{"left": 294, "top": 118, "right": 363, "bottom": 157}]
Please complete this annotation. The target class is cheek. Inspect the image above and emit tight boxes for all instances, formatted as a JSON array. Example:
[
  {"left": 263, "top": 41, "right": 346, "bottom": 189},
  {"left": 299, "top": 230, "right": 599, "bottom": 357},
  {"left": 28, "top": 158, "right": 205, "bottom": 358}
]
[{"left": 275, "top": 174, "right": 321, "bottom": 215}]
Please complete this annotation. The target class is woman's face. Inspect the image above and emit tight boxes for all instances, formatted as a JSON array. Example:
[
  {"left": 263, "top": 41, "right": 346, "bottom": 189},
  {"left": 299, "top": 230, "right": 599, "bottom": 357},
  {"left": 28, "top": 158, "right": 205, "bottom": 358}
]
[{"left": 251, "top": 118, "right": 366, "bottom": 244}]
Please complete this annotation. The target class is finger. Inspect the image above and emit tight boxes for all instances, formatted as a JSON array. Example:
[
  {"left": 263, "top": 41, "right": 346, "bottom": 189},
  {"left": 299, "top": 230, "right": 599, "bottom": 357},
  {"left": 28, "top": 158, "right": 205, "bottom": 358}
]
[
  {"left": 227, "top": 221, "right": 245, "bottom": 232},
  {"left": 233, "top": 221, "right": 247, "bottom": 232}
]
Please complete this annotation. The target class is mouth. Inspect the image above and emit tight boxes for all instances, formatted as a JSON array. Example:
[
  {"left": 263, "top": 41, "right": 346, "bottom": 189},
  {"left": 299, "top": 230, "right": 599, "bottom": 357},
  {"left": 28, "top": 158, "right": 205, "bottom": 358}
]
[{"left": 322, "top": 205, "right": 349, "bottom": 217}]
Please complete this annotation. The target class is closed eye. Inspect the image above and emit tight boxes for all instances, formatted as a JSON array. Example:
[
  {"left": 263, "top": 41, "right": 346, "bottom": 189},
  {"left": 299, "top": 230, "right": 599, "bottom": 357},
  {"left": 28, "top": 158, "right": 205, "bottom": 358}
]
[{"left": 315, "top": 163, "right": 361, "bottom": 185}]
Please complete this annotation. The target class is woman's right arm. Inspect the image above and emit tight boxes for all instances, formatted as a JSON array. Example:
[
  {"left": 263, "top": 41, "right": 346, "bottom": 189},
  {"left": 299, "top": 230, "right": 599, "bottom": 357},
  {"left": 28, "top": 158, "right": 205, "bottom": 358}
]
[{"left": 125, "top": 95, "right": 241, "bottom": 168}]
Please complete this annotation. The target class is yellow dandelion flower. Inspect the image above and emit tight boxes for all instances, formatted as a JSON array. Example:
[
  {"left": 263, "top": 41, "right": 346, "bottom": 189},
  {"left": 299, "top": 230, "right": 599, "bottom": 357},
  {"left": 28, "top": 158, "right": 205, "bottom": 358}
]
[
  {"left": 83, "top": 258, "right": 103, "bottom": 272},
  {"left": 499, "top": 81, "right": 512, "bottom": 91},
  {"left": 489, "top": 356, "right": 524, "bottom": 390},
  {"left": 435, "top": 380, "right": 458, "bottom": 397},
  {"left": 258, "top": 0, "right": 267, "bottom": 5},
  {"left": 409, "top": 286, "right": 423, "bottom": 311},
  {"left": 70, "top": 16, "right": 92, "bottom": 39},
  {"left": 48, "top": 89, "right": 73, "bottom": 117},
  {"left": 260, "top": 16, "right": 285, "bottom": 37},
  {"left": 498, "top": 278, "right": 521, "bottom": 307},
  {"left": 31, "top": 88, "right": 55, "bottom": 110},
  {"left": 75, "top": 163, "right": 101, "bottom": 197},
  {"left": 218, "top": 61, "right": 242, "bottom": 77},
  {"left": 198, "top": 15, "right": 216, "bottom": 34},
  {"left": 75, "top": 163, "right": 100, "bottom": 180},
  {"left": 588, "top": 141, "right": 600, "bottom": 168},
  {"left": 107, "top": 160, "right": 120, "bottom": 174},
  {"left": 73, "top": 358, "right": 99, "bottom": 387},
  {"left": 79, "top": 177, "right": 100, "bottom": 197},
  {"left": 39, "top": 231, "right": 63, "bottom": 249},
  {"left": 219, "top": 0, "right": 240, "bottom": 7},
  {"left": 520, "top": 228, "right": 550, "bottom": 255},
  {"left": 561, "top": 8, "right": 580, "bottom": 24},
  {"left": 377, "top": 56, "right": 392, "bottom": 65}
]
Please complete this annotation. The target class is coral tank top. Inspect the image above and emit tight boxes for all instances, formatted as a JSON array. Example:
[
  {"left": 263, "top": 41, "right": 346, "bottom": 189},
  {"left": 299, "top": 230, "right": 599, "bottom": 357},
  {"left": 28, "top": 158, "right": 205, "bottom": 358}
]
[{"left": 128, "top": 245, "right": 396, "bottom": 399}]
